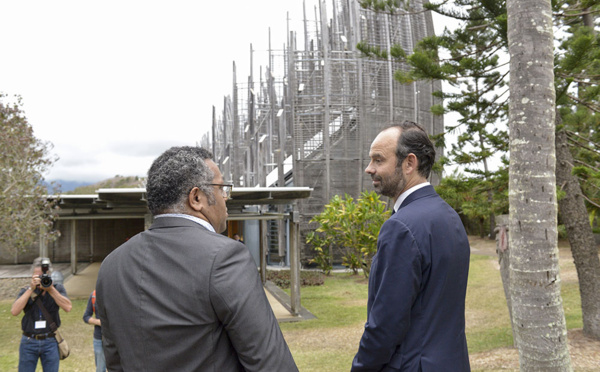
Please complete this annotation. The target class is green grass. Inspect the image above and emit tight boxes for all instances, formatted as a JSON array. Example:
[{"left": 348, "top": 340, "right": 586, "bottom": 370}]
[
  {"left": 281, "top": 274, "right": 368, "bottom": 330},
  {"left": 279, "top": 254, "right": 585, "bottom": 370},
  {"left": 464, "top": 255, "right": 515, "bottom": 352},
  {"left": 0, "top": 253, "right": 585, "bottom": 371}
]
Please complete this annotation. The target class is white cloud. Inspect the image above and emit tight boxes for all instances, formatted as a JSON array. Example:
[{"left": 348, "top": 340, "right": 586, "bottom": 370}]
[
  {"left": 2, "top": 1, "right": 456, "bottom": 183},
  {"left": 1, "top": 0, "right": 319, "bottom": 182}
]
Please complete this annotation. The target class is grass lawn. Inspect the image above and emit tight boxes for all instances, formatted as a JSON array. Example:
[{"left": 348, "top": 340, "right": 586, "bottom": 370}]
[
  {"left": 281, "top": 253, "right": 582, "bottom": 371},
  {"left": 0, "top": 252, "right": 584, "bottom": 371}
]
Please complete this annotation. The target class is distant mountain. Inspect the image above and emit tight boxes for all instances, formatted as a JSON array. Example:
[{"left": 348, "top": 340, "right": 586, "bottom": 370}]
[
  {"left": 47, "top": 176, "right": 146, "bottom": 194},
  {"left": 44, "top": 180, "right": 91, "bottom": 193}
]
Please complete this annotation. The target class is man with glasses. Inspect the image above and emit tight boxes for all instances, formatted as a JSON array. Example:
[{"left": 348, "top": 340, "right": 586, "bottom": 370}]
[{"left": 96, "top": 146, "right": 297, "bottom": 371}]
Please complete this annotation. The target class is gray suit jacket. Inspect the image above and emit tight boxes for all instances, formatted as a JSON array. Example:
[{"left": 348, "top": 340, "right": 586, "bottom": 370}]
[{"left": 96, "top": 216, "right": 297, "bottom": 372}]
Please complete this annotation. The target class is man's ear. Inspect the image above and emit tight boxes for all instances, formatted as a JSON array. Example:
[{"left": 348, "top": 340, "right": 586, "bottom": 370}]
[
  {"left": 188, "top": 187, "right": 204, "bottom": 212},
  {"left": 403, "top": 153, "right": 419, "bottom": 174}
]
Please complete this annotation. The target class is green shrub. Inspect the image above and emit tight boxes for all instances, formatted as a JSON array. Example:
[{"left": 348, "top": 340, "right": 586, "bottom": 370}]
[
  {"left": 266, "top": 270, "right": 325, "bottom": 289},
  {"left": 306, "top": 232, "right": 334, "bottom": 275},
  {"left": 307, "top": 191, "right": 389, "bottom": 278}
]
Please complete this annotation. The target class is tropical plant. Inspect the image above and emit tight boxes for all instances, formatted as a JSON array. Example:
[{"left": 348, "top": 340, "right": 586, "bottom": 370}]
[
  {"left": 307, "top": 191, "right": 390, "bottom": 278},
  {"left": 306, "top": 231, "right": 334, "bottom": 275}
]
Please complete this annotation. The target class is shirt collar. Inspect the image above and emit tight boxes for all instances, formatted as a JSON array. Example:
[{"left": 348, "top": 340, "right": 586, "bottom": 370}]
[
  {"left": 393, "top": 182, "right": 430, "bottom": 213},
  {"left": 154, "top": 213, "right": 215, "bottom": 233}
]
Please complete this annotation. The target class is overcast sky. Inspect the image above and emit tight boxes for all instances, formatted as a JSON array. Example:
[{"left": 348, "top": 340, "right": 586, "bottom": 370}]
[{"left": 1, "top": 0, "right": 451, "bottom": 185}]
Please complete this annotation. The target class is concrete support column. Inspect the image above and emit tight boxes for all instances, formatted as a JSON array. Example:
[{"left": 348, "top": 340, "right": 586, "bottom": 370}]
[
  {"left": 290, "top": 211, "right": 301, "bottom": 315},
  {"left": 260, "top": 220, "right": 268, "bottom": 284},
  {"left": 90, "top": 220, "right": 94, "bottom": 262},
  {"left": 39, "top": 225, "right": 48, "bottom": 258},
  {"left": 70, "top": 220, "right": 78, "bottom": 275}
]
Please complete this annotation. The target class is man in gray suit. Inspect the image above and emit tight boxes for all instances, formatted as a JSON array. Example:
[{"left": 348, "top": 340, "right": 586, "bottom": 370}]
[{"left": 96, "top": 146, "right": 298, "bottom": 372}]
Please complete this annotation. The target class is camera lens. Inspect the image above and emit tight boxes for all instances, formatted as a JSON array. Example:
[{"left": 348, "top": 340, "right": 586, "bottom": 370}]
[{"left": 40, "top": 274, "right": 53, "bottom": 288}]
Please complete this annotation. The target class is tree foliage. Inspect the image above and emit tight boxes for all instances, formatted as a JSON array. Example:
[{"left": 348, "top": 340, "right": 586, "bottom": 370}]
[
  {"left": 360, "top": 0, "right": 600, "bottom": 234},
  {"left": 554, "top": 0, "right": 600, "bottom": 213},
  {"left": 0, "top": 94, "right": 59, "bottom": 256},
  {"left": 553, "top": 0, "right": 600, "bottom": 340},
  {"left": 361, "top": 0, "right": 600, "bottom": 346},
  {"left": 435, "top": 169, "right": 508, "bottom": 236},
  {"left": 306, "top": 191, "right": 390, "bottom": 277}
]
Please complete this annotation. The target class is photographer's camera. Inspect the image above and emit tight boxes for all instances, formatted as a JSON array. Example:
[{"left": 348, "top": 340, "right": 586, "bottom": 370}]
[{"left": 40, "top": 258, "right": 53, "bottom": 288}]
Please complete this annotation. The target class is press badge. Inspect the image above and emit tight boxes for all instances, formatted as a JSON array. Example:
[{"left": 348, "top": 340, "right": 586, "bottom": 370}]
[{"left": 35, "top": 320, "right": 46, "bottom": 329}]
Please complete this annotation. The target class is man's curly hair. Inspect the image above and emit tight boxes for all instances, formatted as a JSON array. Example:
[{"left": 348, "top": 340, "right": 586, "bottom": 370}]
[{"left": 146, "top": 146, "right": 215, "bottom": 215}]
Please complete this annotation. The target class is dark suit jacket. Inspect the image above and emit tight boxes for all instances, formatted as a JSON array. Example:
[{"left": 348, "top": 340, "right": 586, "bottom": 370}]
[
  {"left": 96, "top": 216, "right": 297, "bottom": 372},
  {"left": 352, "top": 185, "right": 470, "bottom": 371}
]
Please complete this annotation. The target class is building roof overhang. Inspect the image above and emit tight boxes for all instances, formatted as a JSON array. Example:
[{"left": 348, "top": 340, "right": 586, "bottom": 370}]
[{"left": 53, "top": 187, "right": 312, "bottom": 220}]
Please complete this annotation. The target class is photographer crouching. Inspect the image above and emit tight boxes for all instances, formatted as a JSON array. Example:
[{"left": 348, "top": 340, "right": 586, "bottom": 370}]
[{"left": 11, "top": 257, "right": 72, "bottom": 372}]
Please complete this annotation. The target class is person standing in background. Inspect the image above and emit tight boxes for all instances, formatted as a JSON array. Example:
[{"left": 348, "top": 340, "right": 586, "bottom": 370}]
[
  {"left": 83, "top": 289, "right": 106, "bottom": 372},
  {"left": 11, "top": 257, "right": 72, "bottom": 372},
  {"left": 233, "top": 233, "right": 244, "bottom": 244}
]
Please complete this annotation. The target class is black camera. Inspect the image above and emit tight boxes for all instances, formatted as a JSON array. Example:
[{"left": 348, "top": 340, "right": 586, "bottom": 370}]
[{"left": 40, "top": 259, "right": 53, "bottom": 288}]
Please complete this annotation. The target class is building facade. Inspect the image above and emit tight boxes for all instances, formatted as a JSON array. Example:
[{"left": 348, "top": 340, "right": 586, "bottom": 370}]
[{"left": 211, "top": 0, "right": 443, "bottom": 264}]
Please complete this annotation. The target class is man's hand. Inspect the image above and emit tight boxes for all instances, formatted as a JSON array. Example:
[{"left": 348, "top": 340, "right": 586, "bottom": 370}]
[{"left": 30, "top": 274, "right": 41, "bottom": 290}]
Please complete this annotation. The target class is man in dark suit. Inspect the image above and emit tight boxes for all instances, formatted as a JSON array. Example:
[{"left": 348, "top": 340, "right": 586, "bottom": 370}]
[
  {"left": 352, "top": 121, "right": 470, "bottom": 371},
  {"left": 96, "top": 146, "right": 297, "bottom": 372}
]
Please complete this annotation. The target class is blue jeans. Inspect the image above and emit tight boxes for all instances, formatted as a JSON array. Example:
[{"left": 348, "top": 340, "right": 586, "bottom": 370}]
[
  {"left": 94, "top": 338, "right": 107, "bottom": 372},
  {"left": 18, "top": 335, "right": 59, "bottom": 372}
]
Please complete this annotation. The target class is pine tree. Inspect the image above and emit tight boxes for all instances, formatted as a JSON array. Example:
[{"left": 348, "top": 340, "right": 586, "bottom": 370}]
[
  {"left": 363, "top": 0, "right": 600, "bottom": 343},
  {"left": 554, "top": 0, "right": 600, "bottom": 340},
  {"left": 359, "top": 0, "right": 510, "bottom": 238}
]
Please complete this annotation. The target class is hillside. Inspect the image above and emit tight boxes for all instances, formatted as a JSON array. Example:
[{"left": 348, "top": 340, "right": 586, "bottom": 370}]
[{"left": 64, "top": 176, "right": 146, "bottom": 195}]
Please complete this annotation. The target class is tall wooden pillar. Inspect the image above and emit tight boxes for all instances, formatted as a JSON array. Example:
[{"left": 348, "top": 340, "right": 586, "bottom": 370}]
[
  {"left": 70, "top": 220, "right": 78, "bottom": 274},
  {"left": 290, "top": 212, "right": 301, "bottom": 315},
  {"left": 260, "top": 219, "right": 268, "bottom": 284}
]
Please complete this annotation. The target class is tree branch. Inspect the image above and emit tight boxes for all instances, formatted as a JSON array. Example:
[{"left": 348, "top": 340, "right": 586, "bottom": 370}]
[
  {"left": 555, "top": 8, "right": 600, "bottom": 19},
  {"left": 577, "top": 176, "right": 600, "bottom": 192},
  {"left": 359, "top": 1, "right": 444, "bottom": 17},
  {"left": 567, "top": 93, "right": 600, "bottom": 113},
  {"left": 582, "top": 193, "right": 600, "bottom": 209},
  {"left": 557, "top": 73, "right": 600, "bottom": 84},
  {"left": 574, "top": 159, "right": 600, "bottom": 173},
  {"left": 566, "top": 130, "right": 600, "bottom": 152}
]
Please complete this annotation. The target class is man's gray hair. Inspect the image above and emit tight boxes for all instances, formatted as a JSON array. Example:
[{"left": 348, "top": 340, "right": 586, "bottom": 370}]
[{"left": 146, "top": 146, "right": 215, "bottom": 215}]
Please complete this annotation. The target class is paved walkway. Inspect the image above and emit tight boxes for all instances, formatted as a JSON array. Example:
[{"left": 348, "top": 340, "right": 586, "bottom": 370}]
[{"left": 0, "top": 262, "right": 311, "bottom": 322}]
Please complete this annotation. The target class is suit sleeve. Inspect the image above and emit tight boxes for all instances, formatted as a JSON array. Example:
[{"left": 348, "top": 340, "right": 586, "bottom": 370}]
[
  {"left": 352, "top": 220, "right": 423, "bottom": 371},
  {"left": 96, "top": 269, "right": 124, "bottom": 372},
  {"left": 209, "top": 242, "right": 298, "bottom": 372}
]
